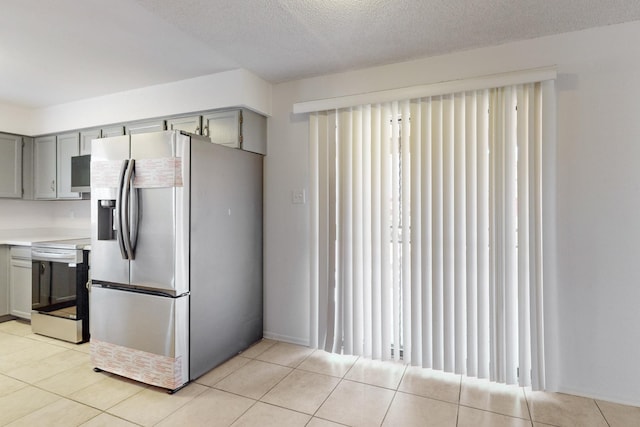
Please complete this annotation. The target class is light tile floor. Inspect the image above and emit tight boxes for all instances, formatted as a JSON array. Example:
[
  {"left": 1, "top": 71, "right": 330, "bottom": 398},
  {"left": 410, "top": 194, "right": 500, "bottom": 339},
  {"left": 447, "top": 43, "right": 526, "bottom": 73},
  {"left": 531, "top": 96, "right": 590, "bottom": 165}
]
[{"left": 1, "top": 319, "right": 639, "bottom": 426}]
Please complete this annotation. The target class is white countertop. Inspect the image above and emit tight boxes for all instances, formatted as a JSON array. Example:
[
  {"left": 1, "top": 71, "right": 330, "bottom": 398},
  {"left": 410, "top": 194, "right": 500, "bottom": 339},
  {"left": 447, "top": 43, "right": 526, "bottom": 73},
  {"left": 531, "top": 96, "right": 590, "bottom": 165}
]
[{"left": 0, "top": 228, "right": 90, "bottom": 247}]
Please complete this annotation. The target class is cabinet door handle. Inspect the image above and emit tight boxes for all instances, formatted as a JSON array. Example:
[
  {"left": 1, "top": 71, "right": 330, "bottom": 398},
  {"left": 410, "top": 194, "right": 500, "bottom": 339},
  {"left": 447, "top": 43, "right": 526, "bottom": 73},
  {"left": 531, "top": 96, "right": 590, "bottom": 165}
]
[
  {"left": 202, "top": 125, "right": 209, "bottom": 137},
  {"left": 50, "top": 180, "right": 55, "bottom": 192},
  {"left": 195, "top": 126, "right": 201, "bottom": 135}
]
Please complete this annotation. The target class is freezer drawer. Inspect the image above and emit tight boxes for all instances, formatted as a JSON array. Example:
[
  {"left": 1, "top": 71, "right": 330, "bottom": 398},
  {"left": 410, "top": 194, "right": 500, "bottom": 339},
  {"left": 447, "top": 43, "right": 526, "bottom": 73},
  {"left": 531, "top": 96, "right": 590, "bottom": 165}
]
[
  {"left": 90, "top": 285, "right": 188, "bottom": 356},
  {"left": 90, "top": 285, "right": 189, "bottom": 390}
]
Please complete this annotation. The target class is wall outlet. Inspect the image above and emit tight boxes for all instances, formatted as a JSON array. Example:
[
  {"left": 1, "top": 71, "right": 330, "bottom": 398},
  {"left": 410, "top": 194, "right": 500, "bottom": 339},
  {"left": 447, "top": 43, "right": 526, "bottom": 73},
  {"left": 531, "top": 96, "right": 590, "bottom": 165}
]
[{"left": 292, "top": 189, "right": 306, "bottom": 204}]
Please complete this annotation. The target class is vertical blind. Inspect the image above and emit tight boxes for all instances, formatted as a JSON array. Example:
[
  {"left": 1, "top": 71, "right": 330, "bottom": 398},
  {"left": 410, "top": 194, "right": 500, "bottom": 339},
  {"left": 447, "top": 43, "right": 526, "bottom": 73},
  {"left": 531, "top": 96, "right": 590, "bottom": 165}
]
[{"left": 309, "top": 81, "right": 555, "bottom": 388}]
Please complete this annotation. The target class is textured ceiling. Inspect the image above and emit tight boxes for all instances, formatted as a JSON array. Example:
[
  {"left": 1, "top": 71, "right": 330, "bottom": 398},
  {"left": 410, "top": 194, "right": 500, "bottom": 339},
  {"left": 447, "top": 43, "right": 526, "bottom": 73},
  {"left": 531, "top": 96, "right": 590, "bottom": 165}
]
[{"left": 2, "top": 0, "right": 640, "bottom": 107}]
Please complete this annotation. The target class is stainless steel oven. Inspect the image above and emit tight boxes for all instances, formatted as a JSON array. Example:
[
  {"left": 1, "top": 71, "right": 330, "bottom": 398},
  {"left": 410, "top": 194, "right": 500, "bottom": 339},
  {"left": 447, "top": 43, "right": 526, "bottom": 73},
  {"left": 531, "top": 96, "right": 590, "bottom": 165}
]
[{"left": 31, "top": 239, "right": 90, "bottom": 343}]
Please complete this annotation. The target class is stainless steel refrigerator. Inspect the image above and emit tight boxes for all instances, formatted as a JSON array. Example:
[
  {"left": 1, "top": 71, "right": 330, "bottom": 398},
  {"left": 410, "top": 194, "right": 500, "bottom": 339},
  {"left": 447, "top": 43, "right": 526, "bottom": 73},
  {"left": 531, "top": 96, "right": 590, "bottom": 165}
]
[{"left": 89, "top": 130, "right": 263, "bottom": 391}]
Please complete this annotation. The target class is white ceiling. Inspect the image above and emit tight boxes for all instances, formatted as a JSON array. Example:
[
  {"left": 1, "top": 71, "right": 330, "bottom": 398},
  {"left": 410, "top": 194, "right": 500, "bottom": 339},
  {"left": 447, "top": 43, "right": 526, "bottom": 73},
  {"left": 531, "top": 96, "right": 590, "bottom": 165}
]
[{"left": 3, "top": 0, "right": 640, "bottom": 108}]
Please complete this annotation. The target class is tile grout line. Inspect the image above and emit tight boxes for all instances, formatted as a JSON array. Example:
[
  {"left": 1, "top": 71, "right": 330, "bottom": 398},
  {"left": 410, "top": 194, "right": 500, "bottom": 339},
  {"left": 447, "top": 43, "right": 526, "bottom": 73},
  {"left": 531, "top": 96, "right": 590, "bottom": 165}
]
[
  {"left": 224, "top": 342, "right": 318, "bottom": 424},
  {"left": 380, "top": 364, "right": 408, "bottom": 426},
  {"left": 593, "top": 399, "right": 612, "bottom": 427},
  {"left": 457, "top": 403, "right": 535, "bottom": 422},
  {"left": 2, "top": 376, "right": 145, "bottom": 427},
  {"left": 34, "top": 371, "right": 149, "bottom": 414},
  {"left": 87, "top": 411, "right": 145, "bottom": 427},
  {"left": 280, "top": 347, "right": 346, "bottom": 424},
  {"left": 307, "top": 367, "right": 351, "bottom": 426},
  {"left": 0, "top": 392, "right": 63, "bottom": 426},
  {"left": 302, "top": 352, "right": 360, "bottom": 425},
  {"left": 193, "top": 355, "right": 252, "bottom": 388},
  {"left": 523, "top": 387, "right": 535, "bottom": 426},
  {"left": 4, "top": 327, "right": 639, "bottom": 426},
  {"left": 2, "top": 359, "right": 97, "bottom": 394},
  {"left": 379, "top": 390, "right": 398, "bottom": 427},
  {"left": 227, "top": 345, "right": 322, "bottom": 425},
  {"left": 203, "top": 338, "right": 285, "bottom": 424},
  {"left": 393, "top": 385, "right": 466, "bottom": 407},
  {"left": 225, "top": 396, "right": 258, "bottom": 426},
  {"left": 455, "top": 374, "right": 462, "bottom": 427},
  {"left": 377, "top": 362, "right": 408, "bottom": 426}
]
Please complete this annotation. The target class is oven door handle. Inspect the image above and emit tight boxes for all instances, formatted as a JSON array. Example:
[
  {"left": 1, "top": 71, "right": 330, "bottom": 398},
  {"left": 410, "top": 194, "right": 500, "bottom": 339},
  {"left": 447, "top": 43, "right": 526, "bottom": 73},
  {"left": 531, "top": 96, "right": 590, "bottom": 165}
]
[
  {"left": 117, "top": 159, "right": 129, "bottom": 260},
  {"left": 32, "top": 251, "right": 75, "bottom": 260}
]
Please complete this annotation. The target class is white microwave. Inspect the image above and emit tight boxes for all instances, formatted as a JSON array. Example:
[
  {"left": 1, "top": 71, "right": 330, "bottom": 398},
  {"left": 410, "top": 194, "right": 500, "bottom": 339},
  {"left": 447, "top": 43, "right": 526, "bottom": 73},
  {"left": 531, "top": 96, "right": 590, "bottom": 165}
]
[{"left": 71, "top": 154, "right": 91, "bottom": 193}]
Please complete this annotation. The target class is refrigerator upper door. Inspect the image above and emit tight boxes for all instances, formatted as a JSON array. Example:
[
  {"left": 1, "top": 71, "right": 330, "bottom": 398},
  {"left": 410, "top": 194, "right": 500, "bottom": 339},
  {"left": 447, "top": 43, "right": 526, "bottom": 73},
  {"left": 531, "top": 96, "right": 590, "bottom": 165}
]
[
  {"left": 91, "top": 135, "right": 131, "bottom": 285},
  {"left": 129, "top": 131, "right": 189, "bottom": 295}
]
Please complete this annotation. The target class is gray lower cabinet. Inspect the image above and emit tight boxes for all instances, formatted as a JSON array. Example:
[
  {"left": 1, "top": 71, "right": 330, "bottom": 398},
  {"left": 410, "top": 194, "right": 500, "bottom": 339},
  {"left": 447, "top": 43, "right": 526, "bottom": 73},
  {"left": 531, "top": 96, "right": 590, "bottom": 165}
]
[
  {"left": 9, "top": 246, "right": 31, "bottom": 320},
  {"left": 0, "top": 247, "right": 9, "bottom": 316},
  {"left": 0, "top": 133, "right": 23, "bottom": 198}
]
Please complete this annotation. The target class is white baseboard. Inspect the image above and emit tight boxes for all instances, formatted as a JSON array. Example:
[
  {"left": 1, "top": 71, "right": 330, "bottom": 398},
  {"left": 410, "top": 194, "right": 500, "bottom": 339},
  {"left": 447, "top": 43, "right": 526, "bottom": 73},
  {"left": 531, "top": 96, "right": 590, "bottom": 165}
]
[
  {"left": 263, "top": 331, "right": 310, "bottom": 347},
  {"left": 556, "top": 385, "right": 640, "bottom": 408}
]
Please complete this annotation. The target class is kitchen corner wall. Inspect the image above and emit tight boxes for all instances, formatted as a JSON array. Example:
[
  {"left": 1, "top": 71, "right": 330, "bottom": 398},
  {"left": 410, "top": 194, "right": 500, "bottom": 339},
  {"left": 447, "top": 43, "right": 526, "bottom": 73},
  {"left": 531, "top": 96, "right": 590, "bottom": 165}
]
[
  {"left": 0, "top": 103, "right": 33, "bottom": 136},
  {"left": 30, "top": 69, "right": 272, "bottom": 136},
  {"left": 265, "top": 20, "right": 640, "bottom": 407},
  {"left": 50, "top": 200, "right": 91, "bottom": 229},
  {"left": 0, "top": 68, "right": 271, "bottom": 233},
  {"left": 0, "top": 68, "right": 272, "bottom": 136},
  {"left": 0, "top": 199, "right": 90, "bottom": 231}
]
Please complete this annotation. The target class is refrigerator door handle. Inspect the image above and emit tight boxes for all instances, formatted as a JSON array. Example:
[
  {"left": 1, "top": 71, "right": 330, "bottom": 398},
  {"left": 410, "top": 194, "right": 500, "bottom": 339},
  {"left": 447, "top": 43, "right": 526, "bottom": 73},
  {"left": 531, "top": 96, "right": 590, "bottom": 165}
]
[
  {"left": 116, "top": 159, "right": 130, "bottom": 260},
  {"left": 121, "top": 159, "right": 136, "bottom": 260},
  {"left": 130, "top": 178, "right": 139, "bottom": 253}
]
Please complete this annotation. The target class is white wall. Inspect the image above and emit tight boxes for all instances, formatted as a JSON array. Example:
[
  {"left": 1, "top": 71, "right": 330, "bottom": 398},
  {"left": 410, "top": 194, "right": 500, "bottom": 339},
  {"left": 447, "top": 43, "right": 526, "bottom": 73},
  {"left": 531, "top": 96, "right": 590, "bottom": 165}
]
[
  {"left": 0, "top": 68, "right": 270, "bottom": 236},
  {"left": 0, "top": 102, "right": 33, "bottom": 136},
  {"left": 265, "top": 20, "right": 640, "bottom": 406},
  {"left": 2, "top": 21, "right": 639, "bottom": 406},
  {"left": 31, "top": 69, "right": 272, "bottom": 135},
  {"left": 0, "top": 69, "right": 271, "bottom": 136},
  {"left": 0, "top": 199, "right": 90, "bottom": 231}
]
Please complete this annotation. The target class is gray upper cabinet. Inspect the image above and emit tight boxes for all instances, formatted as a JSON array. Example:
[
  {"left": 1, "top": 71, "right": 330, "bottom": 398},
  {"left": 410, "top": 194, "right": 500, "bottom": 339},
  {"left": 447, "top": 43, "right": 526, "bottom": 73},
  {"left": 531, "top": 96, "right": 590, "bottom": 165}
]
[
  {"left": 0, "top": 133, "right": 23, "bottom": 198},
  {"left": 34, "top": 133, "right": 80, "bottom": 200},
  {"left": 236, "top": 109, "right": 266, "bottom": 155},
  {"left": 201, "top": 109, "right": 266, "bottom": 154},
  {"left": 56, "top": 132, "right": 81, "bottom": 199},
  {"left": 167, "top": 115, "right": 202, "bottom": 135},
  {"left": 170, "top": 110, "right": 266, "bottom": 154},
  {"left": 101, "top": 125, "right": 125, "bottom": 138},
  {"left": 3, "top": 109, "right": 265, "bottom": 202},
  {"left": 202, "top": 110, "right": 241, "bottom": 148},
  {"left": 21, "top": 138, "right": 34, "bottom": 200},
  {"left": 34, "top": 136, "right": 57, "bottom": 199},
  {"left": 125, "top": 119, "right": 166, "bottom": 135},
  {"left": 80, "top": 129, "right": 101, "bottom": 155},
  {"left": 81, "top": 126, "right": 125, "bottom": 155}
]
